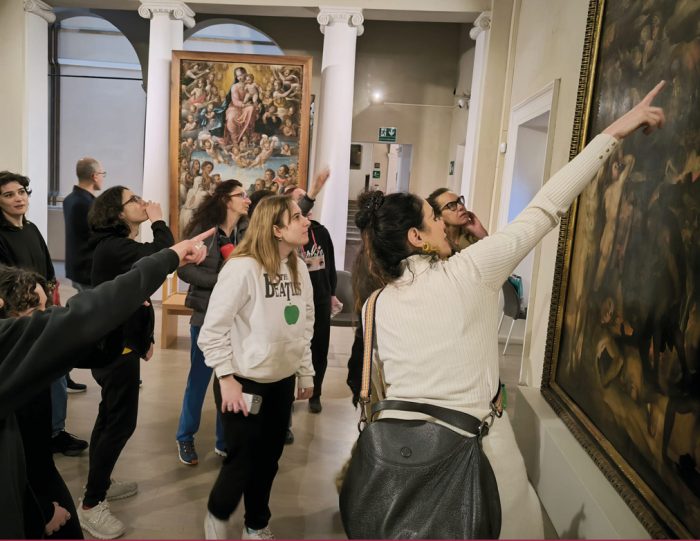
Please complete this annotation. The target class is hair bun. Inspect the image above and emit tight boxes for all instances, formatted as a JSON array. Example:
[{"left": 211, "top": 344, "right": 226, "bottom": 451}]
[{"left": 355, "top": 190, "right": 385, "bottom": 230}]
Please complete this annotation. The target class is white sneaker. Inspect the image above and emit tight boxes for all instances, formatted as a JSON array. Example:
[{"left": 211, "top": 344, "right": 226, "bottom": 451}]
[
  {"left": 214, "top": 447, "right": 228, "bottom": 458},
  {"left": 106, "top": 479, "right": 138, "bottom": 501},
  {"left": 78, "top": 499, "right": 126, "bottom": 539},
  {"left": 242, "top": 525, "right": 275, "bottom": 539},
  {"left": 204, "top": 511, "right": 228, "bottom": 539}
]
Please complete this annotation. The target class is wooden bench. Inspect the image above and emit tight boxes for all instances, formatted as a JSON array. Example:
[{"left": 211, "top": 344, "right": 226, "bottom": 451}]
[{"left": 160, "top": 271, "right": 192, "bottom": 349}]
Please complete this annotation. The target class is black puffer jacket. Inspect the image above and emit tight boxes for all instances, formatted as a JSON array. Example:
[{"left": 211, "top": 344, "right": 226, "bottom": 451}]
[{"left": 179, "top": 220, "right": 247, "bottom": 327}]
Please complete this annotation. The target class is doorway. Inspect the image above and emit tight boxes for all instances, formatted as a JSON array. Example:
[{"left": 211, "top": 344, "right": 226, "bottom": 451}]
[
  {"left": 498, "top": 80, "right": 559, "bottom": 382},
  {"left": 345, "top": 141, "right": 414, "bottom": 270}
]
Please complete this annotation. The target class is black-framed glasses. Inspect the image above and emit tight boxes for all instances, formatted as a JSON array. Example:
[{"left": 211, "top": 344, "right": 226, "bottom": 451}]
[
  {"left": 121, "top": 194, "right": 143, "bottom": 208},
  {"left": 1, "top": 187, "right": 31, "bottom": 199},
  {"left": 97, "top": 171, "right": 107, "bottom": 177},
  {"left": 440, "top": 195, "right": 465, "bottom": 212}
]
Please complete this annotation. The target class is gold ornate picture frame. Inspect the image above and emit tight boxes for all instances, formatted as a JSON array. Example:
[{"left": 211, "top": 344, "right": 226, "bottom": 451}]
[
  {"left": 170, "top": 51, "right": 312, "bottom": 239},
  {"left": 541, "top": 0, "right": 700, "bottom": 537}
]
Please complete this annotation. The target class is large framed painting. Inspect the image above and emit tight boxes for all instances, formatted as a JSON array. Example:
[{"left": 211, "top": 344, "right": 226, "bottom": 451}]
[
  {"left": 542, "top": 0, "right": 700, "bottom": 537},
  {"left": 170, "top": 51, "right": 312, "bottom": 239}
]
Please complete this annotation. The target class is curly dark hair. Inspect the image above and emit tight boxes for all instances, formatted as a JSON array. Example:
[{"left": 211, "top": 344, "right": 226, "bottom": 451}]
[
  {"left": 352, "top": 190, "right": 425, "bottom": 310},
  {"left": 184, "top": 179, "right": 243, "bottom": 238},
  {"left": 88, "top": 186, "right": 130, "bottom": 237},
  {"left": 0, "top": 171, "right": 31, "bottom": 192},
  {"left": 0, "top": 265, "right": 50, "bottom": 318}
]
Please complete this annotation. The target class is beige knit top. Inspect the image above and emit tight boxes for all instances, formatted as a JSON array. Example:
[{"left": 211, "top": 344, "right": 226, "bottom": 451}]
[{"left": 370, "top": 134, "right": 619, "bottom": 413}]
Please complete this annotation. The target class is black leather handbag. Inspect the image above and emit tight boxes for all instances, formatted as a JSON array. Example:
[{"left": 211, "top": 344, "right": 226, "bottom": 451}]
[{"left": 339, "top": 290, "right": 502, "bottom": 539}]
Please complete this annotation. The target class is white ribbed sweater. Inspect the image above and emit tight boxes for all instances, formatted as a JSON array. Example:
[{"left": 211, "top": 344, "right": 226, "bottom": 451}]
[{"left": 371, "top": 134, "right": 619, "bottom": 413}]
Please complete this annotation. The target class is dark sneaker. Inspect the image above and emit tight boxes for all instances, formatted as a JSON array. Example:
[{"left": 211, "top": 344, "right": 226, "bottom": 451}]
[
  {"left": 308, "top": 396, "right": 322, "bottom": 414},
  {"left": 177, "top": 441, "right": 198, "bottom": 465},
  {"left": 214, "top": 447, "right": 227, "bottom": 458},
  {"left": 66, "top": 376, "right": 87, "bottom": 393},
  {"left": 284, "top": 429, "right": 294, "bottom": 445},
  {"left": 52, "top": 430, "right": 88, "bottom": 456}
]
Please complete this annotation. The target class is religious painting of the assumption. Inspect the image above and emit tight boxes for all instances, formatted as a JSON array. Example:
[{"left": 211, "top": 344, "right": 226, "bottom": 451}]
[
  {"left": 170, "top": 51, "right": 312, "bottom": 239},
  {"left": 542, "top": 0, "right": 700, "bottom": 537}
]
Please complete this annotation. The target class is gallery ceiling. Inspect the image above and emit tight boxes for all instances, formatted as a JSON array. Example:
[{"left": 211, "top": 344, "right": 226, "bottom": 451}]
[{"left": 46, "top": 0, "right": 488, "bottom": 23}]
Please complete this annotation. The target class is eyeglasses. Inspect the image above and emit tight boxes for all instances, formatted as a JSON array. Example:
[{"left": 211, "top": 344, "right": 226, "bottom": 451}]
[
  {"left": 121, "top": 194, "right": 143, "bottom": 207},
  {"left": 1, "top": 187, "right": 31, "bottom": 199},
  {"left": 440, "top": 195, "right": 466, "bottom": 212},
  {"left": 230, "top": 192, "right": 250, "bottom": 200},
  {"left": 96, "top": 171, "right": 107, "bottom": 177}
]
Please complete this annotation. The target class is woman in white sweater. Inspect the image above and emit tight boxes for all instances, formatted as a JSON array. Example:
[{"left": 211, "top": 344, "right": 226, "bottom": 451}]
[
  {"left": 199, "top": 195, "right": 315, "bottom": 540},
  {"left": 351, "top": 82, "right": 665, "bottom": 538}
]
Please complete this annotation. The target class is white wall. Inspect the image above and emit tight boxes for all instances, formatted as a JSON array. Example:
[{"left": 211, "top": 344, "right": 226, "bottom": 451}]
[
  {"left": 351, "top": 20, "right": 461, "bottom": 198},
  {"left": 0, "top": 2, "right": 26, "bottom": 174}
]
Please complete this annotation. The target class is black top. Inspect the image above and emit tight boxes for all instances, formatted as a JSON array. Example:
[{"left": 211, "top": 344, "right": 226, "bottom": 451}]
[
  {"left": 63, "top": 185, "right": 95, "bottom": 284},
  {"left": 0, "top": 215, "right": 55, "bottom": 281},
  {"left": 179, "top": 220, "right": 247, "bottom": 327},
  {"left": 301, "top": 220, "right": 337, "bottom": 304},
  {"left": 91, "top": 220, "right": 174, "bottom": 356},
  {"left": 0, "top": 248, "right": 179, "bottom": 538}
]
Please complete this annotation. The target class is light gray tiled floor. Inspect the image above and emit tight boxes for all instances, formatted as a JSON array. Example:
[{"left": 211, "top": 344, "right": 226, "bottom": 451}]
[{"left": 54, "top": 280, "right": 554, "bottom": 539}]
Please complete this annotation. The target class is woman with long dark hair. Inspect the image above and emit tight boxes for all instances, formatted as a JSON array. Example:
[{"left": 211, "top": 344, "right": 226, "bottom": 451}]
[
  {"left": 348, "top": 83, "right": 665, "bottom": 538},
  {"left": 176, "top": 179, "right": 250, "bottom": 465},
  {"left": 199, "top": 195, "right": 315, "bottom": 540}
]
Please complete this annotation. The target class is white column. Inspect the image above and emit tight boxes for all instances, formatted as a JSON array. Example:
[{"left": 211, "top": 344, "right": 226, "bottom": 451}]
[
  {"left": 23, "top": 0, "right": 54, "bottom": 238},
  {"left": 459, "top": 11, "right": 491, "bottom": 208},
  {"left": 138, "top": 1, "right": 194, "bottom": 240},
  {"left": 315, "top": 6, "right": 363, "bottom": 270}
]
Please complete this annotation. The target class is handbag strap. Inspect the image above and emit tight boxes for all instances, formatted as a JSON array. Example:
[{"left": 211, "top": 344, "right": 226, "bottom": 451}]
[
  {"left": 359, "top": 289, "right": 383, "bottom": 403},
  {"left": 372, "top": 399, "right": 487, "bottom": 435}
]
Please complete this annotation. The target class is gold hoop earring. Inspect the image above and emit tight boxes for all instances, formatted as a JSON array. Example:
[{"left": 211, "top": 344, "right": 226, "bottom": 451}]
[{"left": 422, "top": 242, "right": 439, "bottom": 256}]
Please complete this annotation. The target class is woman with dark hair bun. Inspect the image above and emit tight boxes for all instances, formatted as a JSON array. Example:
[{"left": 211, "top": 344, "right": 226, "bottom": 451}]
[
  {"left": 349, "top": 82, "right": 666, "bottom": 538},
  {"left": 176, "top": 179, "right": 250, "bottom": 465}
]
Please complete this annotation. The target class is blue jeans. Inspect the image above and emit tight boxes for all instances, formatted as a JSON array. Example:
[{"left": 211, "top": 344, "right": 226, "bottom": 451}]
[
  {"left": 50, "top": 376, "right": 67, "bottom": 436},
  {"left": 176, "top": 325, "right": 224, "bottom": 450}
]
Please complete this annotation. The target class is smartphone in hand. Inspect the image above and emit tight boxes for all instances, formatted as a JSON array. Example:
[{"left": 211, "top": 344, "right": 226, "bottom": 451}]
[{"left": 243, "top": 392, "right": 262, "bottom": 415}]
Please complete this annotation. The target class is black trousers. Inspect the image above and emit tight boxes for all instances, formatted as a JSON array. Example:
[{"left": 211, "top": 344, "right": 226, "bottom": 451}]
[
  {"left": 84, "top": 352, "right": 140, "bottom": 507},
  {"left": 17, "top": 389, "right": 83, "bottom": 539},
  {"left": 311, "top": 300, "right": 331, "bottom": 397},
  {"left": 208, "top": 375, "right": 295, "bottom": 530}
]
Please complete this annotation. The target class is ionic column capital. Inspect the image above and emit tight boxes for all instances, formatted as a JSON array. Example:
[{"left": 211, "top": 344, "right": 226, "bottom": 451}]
[
  {"left": 23, "top": 0, "right": 55, "bottom": 23},
  {"left": 469, "top": 11, "right": 491, "bottom": 40},
  {"left": 317, "top": 6, "right": 364, "bottom": 37},
  {"left": 138, "top": 0, "right": 195, "bottom": 29}
]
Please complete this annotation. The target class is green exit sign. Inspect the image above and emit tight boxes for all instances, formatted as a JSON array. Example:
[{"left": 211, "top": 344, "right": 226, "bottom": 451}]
[{"left": 378, "top": 127, "right": 397, "bottom": 142}]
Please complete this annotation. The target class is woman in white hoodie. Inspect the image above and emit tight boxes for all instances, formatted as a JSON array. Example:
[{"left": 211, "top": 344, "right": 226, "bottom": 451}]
[{"left": 199, "top": 195, "right": 315, "bottom": 540}]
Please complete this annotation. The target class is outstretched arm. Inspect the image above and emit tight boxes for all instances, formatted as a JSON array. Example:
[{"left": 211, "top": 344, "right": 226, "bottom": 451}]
[
  {"left": 454, "top": 81, "right": 666, "bottom": 290},
  {"left": 0, "top": 230, "right": 213, "bottom": 419}
]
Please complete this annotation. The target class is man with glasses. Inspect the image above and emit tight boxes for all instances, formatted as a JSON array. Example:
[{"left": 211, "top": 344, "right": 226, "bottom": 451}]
[
  {"left": 61, "top": 157, "right": 106, "bottom": 395},
  {"left": 0, "top": 171, "right": 90, "bottom": 456},
  {"left": 427, "top": 188, "right": 489, "bottom": 252}
]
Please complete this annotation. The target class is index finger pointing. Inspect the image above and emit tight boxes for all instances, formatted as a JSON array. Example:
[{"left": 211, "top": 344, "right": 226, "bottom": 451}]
[
  {"left": 192, "top": 227, "right": 216, "bottom": 243},
  {"left": 642, "top": 80, "right": 666, "bottom": 105}
]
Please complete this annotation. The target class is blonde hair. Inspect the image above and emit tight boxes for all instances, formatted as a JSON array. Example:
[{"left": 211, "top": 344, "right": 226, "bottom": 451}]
[{"left": 231, "top": 195, "right": 301, "bottom": 289}]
